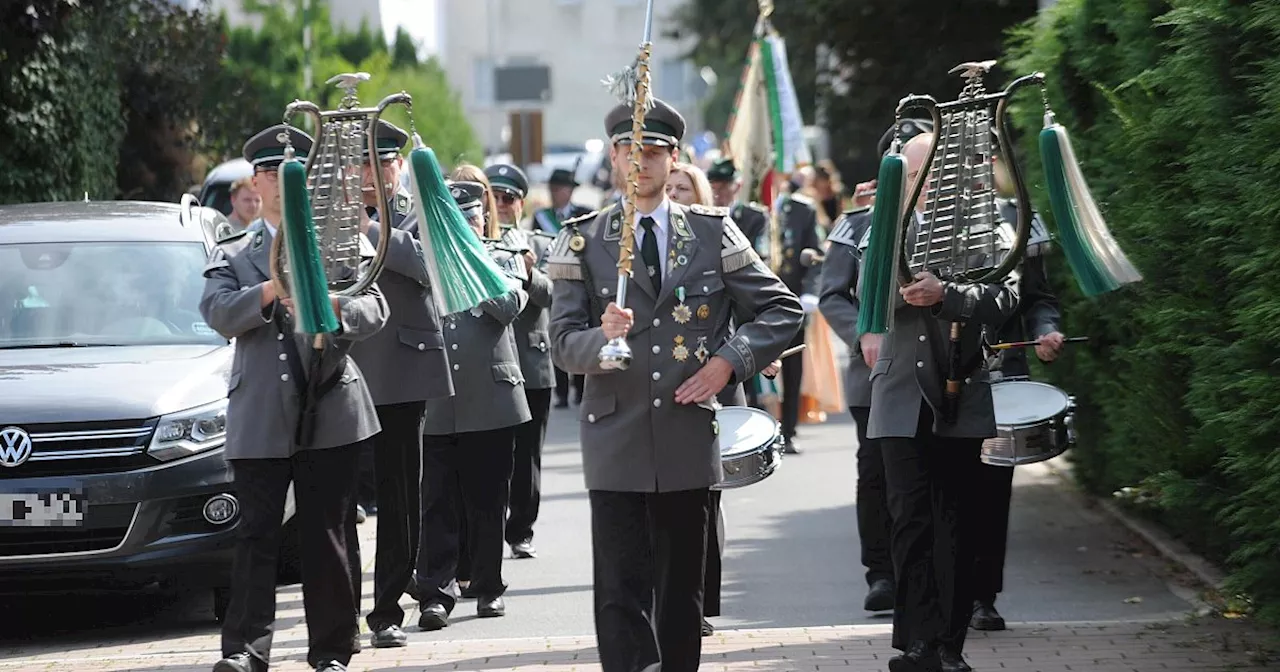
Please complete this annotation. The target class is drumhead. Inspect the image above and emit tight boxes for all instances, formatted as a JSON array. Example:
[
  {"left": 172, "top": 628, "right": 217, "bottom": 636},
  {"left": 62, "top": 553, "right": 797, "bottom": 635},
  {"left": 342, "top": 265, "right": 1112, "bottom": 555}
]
[
  {"left": 992, "top": 380, "right": 1071, "bottom": 425},
  {"left": 716, "top": 407, "right": 781, "bottom": 458}
]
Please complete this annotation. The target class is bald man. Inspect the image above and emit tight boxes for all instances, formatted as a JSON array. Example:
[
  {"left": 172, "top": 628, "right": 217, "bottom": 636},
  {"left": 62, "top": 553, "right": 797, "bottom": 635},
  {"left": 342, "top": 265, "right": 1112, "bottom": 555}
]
[{"left": 860, "top": 132, "right": 1019, "bottom": 672}]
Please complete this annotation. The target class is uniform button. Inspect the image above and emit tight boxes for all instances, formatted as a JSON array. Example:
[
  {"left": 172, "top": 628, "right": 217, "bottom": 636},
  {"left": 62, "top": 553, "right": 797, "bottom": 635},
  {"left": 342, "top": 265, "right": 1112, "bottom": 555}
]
[
  {"left": 450, "top": 323, "right": 457, "bottom": 330},
  {"left": 652, "top": 318, "right": 660, "bottom": 327},
  {"left": 703, "top": 285, "right": 710, "bottom": 292},
  {"left": 652, "top": 398, "right": 661, "bottom": 408},
  {"left": 652, "top": 372, "right": 661, "bottom": 381},
  {"left": 652, "top": 345, "right": 660, "bottom": 355},
  {"left": 281, "top": 373, "right": 289, "bottom": 381},
  {"left": 418, "top": 343, "right": 426, "bottom": 351},
  {"left": 916, "top": 361, "right": 924, "bottom": 368},
  {"left": 539, "top": 343, "right": 548, "bottom": 352},
  {"left": 965, "top": 377, "right": 972, "bottom": 384},
  {"left": 587, "top": 414, "right": 597, "bottom": 423},
  {"left": 278, "top": 353, "right": 287, "bottom": 361},
  {"left": 600, "top": 287, "right": 610, "bottom": 296},
  {"left": 451, "top": 344, "right": 458, "bottom": 351},
  {"left": 452, "top": 364, "right": 460, "bottom": 371},
  {"left": 918, "top": 334, "right": 926, "bottom": 342},
  {"left": 240, "top": 285, "right": 249, "bottom": 290},
  {"left": 277, "top": 333, "right": 284, "bottom": 341}
]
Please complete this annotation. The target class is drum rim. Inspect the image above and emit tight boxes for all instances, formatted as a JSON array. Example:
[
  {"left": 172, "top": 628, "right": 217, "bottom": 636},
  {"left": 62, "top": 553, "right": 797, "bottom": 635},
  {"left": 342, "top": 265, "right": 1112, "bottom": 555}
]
[
  {"left": 991, "top": 379, "right": 1072, "bottom": 416},
  {"left": 716, "top": 406, "right": 782, "bottom": 458}
]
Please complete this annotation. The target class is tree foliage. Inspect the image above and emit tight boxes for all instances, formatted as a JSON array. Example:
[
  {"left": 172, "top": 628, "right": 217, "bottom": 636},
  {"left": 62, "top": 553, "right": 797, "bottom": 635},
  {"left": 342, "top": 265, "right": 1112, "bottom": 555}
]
[
  {"left": 671, "top": 0, "right": 1039, "bottom": 184},
  {"left": 1004, "top": 0, "right": 1280, "bottom": 622}
]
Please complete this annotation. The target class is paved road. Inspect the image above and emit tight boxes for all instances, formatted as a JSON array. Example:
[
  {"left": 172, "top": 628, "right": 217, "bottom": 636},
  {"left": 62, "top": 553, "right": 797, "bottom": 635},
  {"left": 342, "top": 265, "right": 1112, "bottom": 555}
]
[{"left": 1, "top": 395, "right": 1197, "bottom": 662}]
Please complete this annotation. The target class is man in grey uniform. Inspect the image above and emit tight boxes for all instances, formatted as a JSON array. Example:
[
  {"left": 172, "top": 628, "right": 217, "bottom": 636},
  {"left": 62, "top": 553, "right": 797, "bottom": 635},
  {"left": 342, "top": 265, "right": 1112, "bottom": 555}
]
[
  {"left": 349, "top": 120, "right": 456, "bottom": 648},
  {"left": 204, "top": 124, "right": 389, "bottom": 672},
  {"left": 414, "top": 182, "right": 531, "bottom": 629},
  {"left": 863, "top": 132, "right": 1019, "bottom": 672},
  {"left": 818, "top": 118, "right": 937, "bottom": 615},
  {"left": 970, "top": 149, "right": 1065, "bottom": 632},
  {"left": 548, "top": 98, "right": 803, "bottom": 672},
  {"left": 496, "top": 179, "right": 558, "bottom": 560}
]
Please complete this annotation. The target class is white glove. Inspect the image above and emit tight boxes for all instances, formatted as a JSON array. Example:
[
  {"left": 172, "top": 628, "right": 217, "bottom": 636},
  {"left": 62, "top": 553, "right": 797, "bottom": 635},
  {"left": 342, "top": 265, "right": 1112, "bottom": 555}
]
[{"left": 799, "top": 293, "right": 819, "bottom": 313}]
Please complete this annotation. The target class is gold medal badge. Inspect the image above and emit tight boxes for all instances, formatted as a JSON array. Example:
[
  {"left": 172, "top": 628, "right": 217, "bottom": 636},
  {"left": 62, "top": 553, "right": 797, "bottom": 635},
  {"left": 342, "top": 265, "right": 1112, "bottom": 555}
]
[
  {"left": 568, "top": 234, "right": 586, "bottom": 252},
  {"left": 696, "top": 304, "right": 710, "bottom": 320},
  {"left": 672, "top": 335, "right": 690, "bottom": 362}
]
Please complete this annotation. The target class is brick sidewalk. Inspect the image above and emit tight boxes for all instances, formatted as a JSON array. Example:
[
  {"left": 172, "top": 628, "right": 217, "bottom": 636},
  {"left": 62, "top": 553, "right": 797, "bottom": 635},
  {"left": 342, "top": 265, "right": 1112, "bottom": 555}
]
[{"left": 2, "top": 618, "right": 1274, "bottom": 671}]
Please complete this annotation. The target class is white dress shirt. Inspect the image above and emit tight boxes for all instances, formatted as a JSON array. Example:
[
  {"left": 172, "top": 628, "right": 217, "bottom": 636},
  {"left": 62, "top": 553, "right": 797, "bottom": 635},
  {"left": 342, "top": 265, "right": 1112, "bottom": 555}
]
[{"left": 633, "top": 197, "right": 671, "bottom": 279}]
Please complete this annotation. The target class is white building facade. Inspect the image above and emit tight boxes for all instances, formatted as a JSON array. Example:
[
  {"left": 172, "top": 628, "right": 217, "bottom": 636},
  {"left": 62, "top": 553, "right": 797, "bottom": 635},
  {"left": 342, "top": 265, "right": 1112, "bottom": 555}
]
[
  {"left": 437, "top": 0, "right": 706, "bottom": 154},
  {"left": 205, "top": 0, "right": 382, "bottom": 33}
]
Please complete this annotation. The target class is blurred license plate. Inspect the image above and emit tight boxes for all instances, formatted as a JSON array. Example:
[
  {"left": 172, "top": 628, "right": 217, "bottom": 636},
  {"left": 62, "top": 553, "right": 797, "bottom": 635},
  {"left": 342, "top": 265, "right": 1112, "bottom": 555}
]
[{"left": 0, "top": 489, "right": 87, "bottom": 527}]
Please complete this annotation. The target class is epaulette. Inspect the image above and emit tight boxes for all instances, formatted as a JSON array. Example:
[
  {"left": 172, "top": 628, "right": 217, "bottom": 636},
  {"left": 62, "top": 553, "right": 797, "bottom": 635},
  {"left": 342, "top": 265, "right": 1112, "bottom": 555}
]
[
  {"left": 216, "top": 229, "right": 249, "bottom": 245},
  {"left": 689, "top": 203, "right": 729, "bottom": 218},
  {"left": 720, "top": 217, "right": 757, "bottom": 273},
  {"left": 827, "top": 210, "right": 869, "bottom": 248},
  {"left": 563, "top": 208, "right": 602, "bottom": 228},
  {"left": 841, "top": 204, "right": 871, "bottom": 217},
  {"left": 531, "top": 229, "right": 556, "bottom": 239},
  {"left": 788, "top": 192, "right": 815, "bottom": 206},
  {"left": 545, "top": 226, "right": 584, "bottom": 281}
]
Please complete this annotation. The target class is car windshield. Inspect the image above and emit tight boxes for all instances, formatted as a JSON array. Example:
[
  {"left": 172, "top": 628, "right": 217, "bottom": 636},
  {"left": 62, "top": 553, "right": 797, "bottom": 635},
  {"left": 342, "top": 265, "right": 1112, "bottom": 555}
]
[{"left": 0, "top": 241, "right": 223, "bottom": 348}]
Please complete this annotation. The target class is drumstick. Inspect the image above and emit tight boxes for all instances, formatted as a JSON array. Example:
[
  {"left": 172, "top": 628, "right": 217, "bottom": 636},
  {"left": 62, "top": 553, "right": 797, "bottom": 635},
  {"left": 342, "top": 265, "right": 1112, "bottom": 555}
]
[
  {"left": 762, "top": 345, "right": 806, "bottom": 380},
  {"left": 988, "top": 336, "right": 1088, "bottom": 350}
]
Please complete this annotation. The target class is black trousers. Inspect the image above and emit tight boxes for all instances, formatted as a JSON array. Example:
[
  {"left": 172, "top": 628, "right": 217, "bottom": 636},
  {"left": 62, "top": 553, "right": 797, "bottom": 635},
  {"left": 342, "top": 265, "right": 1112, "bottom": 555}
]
[
  {"left": 416, "top": 427, "right": 515, "bottom": 611},
  {"left": 780, "top": 328, "right": 805, "bottom": 440},
  {"left": 971, "top": 461, "right": 1015, "bottom": 605},
  {"left": 554, "top": 366, "right": 584, "bottom": 404},
  {"left": 222, "top": 441, "right": 363, "bottom": 669},
  {"left": 364, "top": 401, "right": 427, "bottom": 630},
  {"left": 850, "top": 406, "right": 893, "bottom": 586},
  {"left": 879, "top": 403, "right": 980, "bottom": 654},
  {"left": 356, "top": 442, "right": 377, "bottom": 509},
  {"left": 507, "top": 388, "right": 551, "bottom": 545},
  {"left": 591, "top": 488, "right": 709, "bottom": 672},
  {"left": 703, "top": 489, "right": 722, "bottom": 617}
]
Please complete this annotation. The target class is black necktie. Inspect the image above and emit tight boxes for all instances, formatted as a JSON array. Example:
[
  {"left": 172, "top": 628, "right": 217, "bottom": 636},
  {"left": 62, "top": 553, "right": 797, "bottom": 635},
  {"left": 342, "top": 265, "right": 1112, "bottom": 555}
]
[{"left": 639, "top": 216, "right": 662, "bottom": 294}]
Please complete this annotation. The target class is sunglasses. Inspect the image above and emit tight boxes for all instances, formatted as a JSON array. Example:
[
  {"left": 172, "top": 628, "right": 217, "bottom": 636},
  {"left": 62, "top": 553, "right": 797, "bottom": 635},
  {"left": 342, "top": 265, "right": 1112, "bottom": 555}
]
[{"left": 494, "top": 192, "right": 520, "bottom": 205}]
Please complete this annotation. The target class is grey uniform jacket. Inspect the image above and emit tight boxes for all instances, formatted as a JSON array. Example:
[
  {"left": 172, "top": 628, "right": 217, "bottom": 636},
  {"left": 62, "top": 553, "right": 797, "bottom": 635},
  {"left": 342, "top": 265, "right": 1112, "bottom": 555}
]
[
  {"left": 548, "top": 202, "right": 804, "bottom": 493},
  {"left": 349, "top": 192, "right": 455, "bottom": 406},
  {"left": 500, "top": 226, "right": 556, "bottom": 390},
  {"left": 776, "top": 193, "right": 823, "bottom": 296},
  {"left": 817, "top": 209, "right": 873, "bottom": 408},
  {"left": 863, "top": 216, "right": 1021, "bottom": 441},
  {"left": 991, "top": 200, "right": 1061, "bottom": 380},
  {"left": 422, "top": 246, "right": 532, "bottom": 436},
  {"left": 731, "top": 202, "right": 769, "bottom": 257},
  {"left": 199, "top": 220, "right": 389, "bottom": 459}
]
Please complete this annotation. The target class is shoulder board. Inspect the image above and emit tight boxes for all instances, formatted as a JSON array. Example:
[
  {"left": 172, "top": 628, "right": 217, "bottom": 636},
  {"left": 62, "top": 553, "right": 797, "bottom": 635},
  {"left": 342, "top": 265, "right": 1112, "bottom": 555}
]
[
  {"left": 545, "top": 227, "right": 583, "bottom": 281},
  {"left": 689, "top": 203, "right": 729, "bottom": 218},
  {"left": 563, "top": 208, "right": 601, "bottom": 228},
  {"left": 744, "top": 201, "right": 769, "bottom": 216},
  {"left": 720, "top": 217, "right": 758, "bottom": 273},
  {"left": 841, "top": 205, "right": 871, "bottom": 216},
  {"left": 788, "top": 192, "right": 815, "bottom": 206},
  {"left": 826, "top": 211, "right": 868, "bottom": 248},
  {"left": 216, "top": 229, "right": 249, "bottom": 245},
  {"left": 531, "top": 229, "right": 556, "bottom": 238}
]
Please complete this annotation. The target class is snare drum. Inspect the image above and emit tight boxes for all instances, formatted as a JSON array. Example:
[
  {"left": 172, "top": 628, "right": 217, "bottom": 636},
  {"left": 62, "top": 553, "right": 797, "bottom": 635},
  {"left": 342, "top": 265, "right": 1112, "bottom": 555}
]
[
  {"left": 981, "top": 380, "right": 1076, "bottom": 467},
  {"left": 713, "top": 406, "right": 784, "bottom": 489}
]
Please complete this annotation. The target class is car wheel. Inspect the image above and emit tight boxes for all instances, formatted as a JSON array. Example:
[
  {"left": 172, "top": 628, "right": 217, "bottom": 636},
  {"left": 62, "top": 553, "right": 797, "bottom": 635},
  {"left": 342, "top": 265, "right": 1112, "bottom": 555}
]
[
  {"left": 276, "top": 516, "right": 303, "bottom": 585},
  {"left": 213, "top": 586, "right": 231, "bottom": 623}
]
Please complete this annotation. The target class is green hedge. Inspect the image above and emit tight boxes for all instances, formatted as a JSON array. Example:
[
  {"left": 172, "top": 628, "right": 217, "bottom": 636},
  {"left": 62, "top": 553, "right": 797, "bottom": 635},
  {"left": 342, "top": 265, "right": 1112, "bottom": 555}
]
[{"left": 1005, "top": 0, "right": 1280, "bottom": 621}]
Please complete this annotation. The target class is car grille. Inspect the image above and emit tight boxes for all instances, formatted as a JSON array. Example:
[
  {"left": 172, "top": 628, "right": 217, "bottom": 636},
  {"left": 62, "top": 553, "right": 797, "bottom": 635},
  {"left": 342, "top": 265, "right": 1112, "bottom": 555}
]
[
  {"left": 0, "top": 502, "right": 136, "bottom": 557},
  {"left": 0, "top": 419, "right": 158, "bottom": 479}
]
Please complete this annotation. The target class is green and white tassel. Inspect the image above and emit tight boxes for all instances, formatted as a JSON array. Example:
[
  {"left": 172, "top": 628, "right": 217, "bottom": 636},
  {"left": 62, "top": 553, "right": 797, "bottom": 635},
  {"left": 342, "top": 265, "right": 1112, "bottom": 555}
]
[
  {"left": 1039, "top": 112, "right": 1142, "bottom": 297},
  {"left": 408, "top": 135, "right": 513, "bottom": 316},
  {"left": 857, "top": 150, "right": 909, "bottom": 335},
  {"left": 279, "top": 153, "right": 339, "bottom": 335}
]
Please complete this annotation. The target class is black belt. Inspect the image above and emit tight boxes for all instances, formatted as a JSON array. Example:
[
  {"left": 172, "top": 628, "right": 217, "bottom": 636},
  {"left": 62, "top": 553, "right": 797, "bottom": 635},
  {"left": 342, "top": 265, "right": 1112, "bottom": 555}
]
[{"left": 275, "top": 304, "right": 348, "bottom": 447}]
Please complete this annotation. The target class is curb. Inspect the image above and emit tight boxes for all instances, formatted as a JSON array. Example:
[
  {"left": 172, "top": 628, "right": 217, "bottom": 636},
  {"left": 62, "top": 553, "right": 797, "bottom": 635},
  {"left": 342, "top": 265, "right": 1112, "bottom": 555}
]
[{"left": 1039, "top": 458, "right": 1228, "bottom": 595}]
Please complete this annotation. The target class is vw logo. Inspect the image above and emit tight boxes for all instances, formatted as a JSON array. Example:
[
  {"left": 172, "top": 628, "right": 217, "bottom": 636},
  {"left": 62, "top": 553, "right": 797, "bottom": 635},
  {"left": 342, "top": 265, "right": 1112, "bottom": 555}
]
[{"left": 0, "top": 426, "right": 33, "bottom": 468}]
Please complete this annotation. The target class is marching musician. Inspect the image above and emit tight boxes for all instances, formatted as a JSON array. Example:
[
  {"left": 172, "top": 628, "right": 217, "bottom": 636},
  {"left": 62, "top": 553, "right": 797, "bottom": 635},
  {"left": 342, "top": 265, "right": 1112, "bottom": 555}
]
[
  {"left": 773, "top": 181, "right": 822, "bottom": 454},
  {"left": 547, "top": 98, "right": 803, "bottom": 672},
  {"left": 818, "top": 118, "right": 935, "bottom": 616},
  {"left": 532, "top": 167, "right": 594, "bottom": 234},
  {"left": 348, "top": 120, "right": 456, "bottom": 649},
  {"left": 860, "top": 131, "right": 1019, "bottom": 672},
  {"left": 204, "top": 124, "right": 389, "bottom": 672},
  {"left": 413, "top": 180, "right": 530, "bottom": 628},
  {"left": 969, "top": 145, "right": 1066, "bottom": 633},
  {"left": 487, "top": 162, "right": 557, "bottom": 560}
]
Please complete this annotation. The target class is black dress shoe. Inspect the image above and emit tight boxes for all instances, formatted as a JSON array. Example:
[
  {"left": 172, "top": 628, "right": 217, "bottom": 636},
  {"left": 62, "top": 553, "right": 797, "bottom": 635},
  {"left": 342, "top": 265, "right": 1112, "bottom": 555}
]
[
  {"left": 864, "top": 578, "right": 894, "bottom": 612},
  {"left": 351, "top": 632, "right": 362, "bottom": 654},
  {"left": 418, "top": 603, "right": 449, "bottom": 631},
  {"left": 315, "top": 661, "right": 347, "bottom": 672},
  {"left": 970, "top": 600, "right": 1006, "bottom": 631},
  {"left": 371, "top": 624, "right": 408, "bottom": 648},
  {"left": 782, "top": 438, "right": 801, "bottom": 455},
  {"left": 937, "top": 645, "right": 972, "bottom": 672},
  {"left": 477, "top": 596, "right": 506, "bottom": 617},
  {"left": 888, "top": 640, "right": 940, "bottom": 672},
  {"left": 511, "top": 540, "right": 537, "bottom": 559},
  {"left": 213, "top": 653, "right": 263, "bottom": 672},
  {"left": 700, "top": 617, "right": 714, "bottom": 636},
  {"left": 355, "top": 504, "right": 367, "bottom": 524}
]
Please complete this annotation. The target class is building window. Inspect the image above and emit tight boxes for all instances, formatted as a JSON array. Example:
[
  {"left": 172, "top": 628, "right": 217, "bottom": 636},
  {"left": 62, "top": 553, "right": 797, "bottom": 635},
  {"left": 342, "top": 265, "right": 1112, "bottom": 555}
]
[
  {"left": 656, "top": 58, "right": 689, "bottom": 103},
  {"left": 473, "top": 58, "right": 494, "bottom": 105}
]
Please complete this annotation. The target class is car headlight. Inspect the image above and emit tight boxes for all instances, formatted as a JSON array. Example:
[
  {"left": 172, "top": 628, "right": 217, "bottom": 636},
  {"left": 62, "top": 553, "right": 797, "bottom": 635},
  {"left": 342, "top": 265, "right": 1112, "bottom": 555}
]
[{"left": 148, "top": 398, "right": 228, "bottom": 461}]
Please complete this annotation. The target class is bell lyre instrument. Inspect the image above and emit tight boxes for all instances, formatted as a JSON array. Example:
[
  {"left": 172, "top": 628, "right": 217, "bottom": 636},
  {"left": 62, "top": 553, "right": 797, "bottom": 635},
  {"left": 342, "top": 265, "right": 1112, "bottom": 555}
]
[
  {"left": 269, "top": 72, "right": 412, "bottom": 336},
  {"left": 596, "top": 0, "right": 658, "bottom": 371}
]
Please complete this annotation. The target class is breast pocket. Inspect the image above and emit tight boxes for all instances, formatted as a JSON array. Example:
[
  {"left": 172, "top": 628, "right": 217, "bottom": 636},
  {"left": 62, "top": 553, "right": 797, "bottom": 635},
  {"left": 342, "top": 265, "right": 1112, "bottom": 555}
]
[
  {"left": 399, "top": 327, "right": 444, "bottom": 353},
  {"left": 683, "top": 277, "right": 725, "bottom": 331}
]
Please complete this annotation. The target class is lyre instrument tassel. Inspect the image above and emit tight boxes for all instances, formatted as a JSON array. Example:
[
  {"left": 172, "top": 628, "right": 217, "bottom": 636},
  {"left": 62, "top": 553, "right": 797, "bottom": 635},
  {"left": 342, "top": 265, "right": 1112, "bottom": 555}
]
[
  {"left": 1039, "top": 110, "right": 1141, "bottom": 297},
  {"left": 279, "top": 147, "right": 339, "bottom": 337},
  {"left": 407, "top": 139, "right": 513, "bottom": 315},
  {"left": 856, "top": 141, "right": 911, "bottom": 336},
  {"left": 597, "top": 0, "right": 658, "bottom": 371}
]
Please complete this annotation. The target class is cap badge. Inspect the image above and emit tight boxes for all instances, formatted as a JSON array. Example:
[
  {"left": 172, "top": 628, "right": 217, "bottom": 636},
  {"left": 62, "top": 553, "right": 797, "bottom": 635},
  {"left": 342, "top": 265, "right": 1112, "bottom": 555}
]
[
  {"left": 499, "top": 167, "right": 508, "bottom": 175},
  {"left": 276, "top": 131, "right": 290, "bottom": 143}
]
